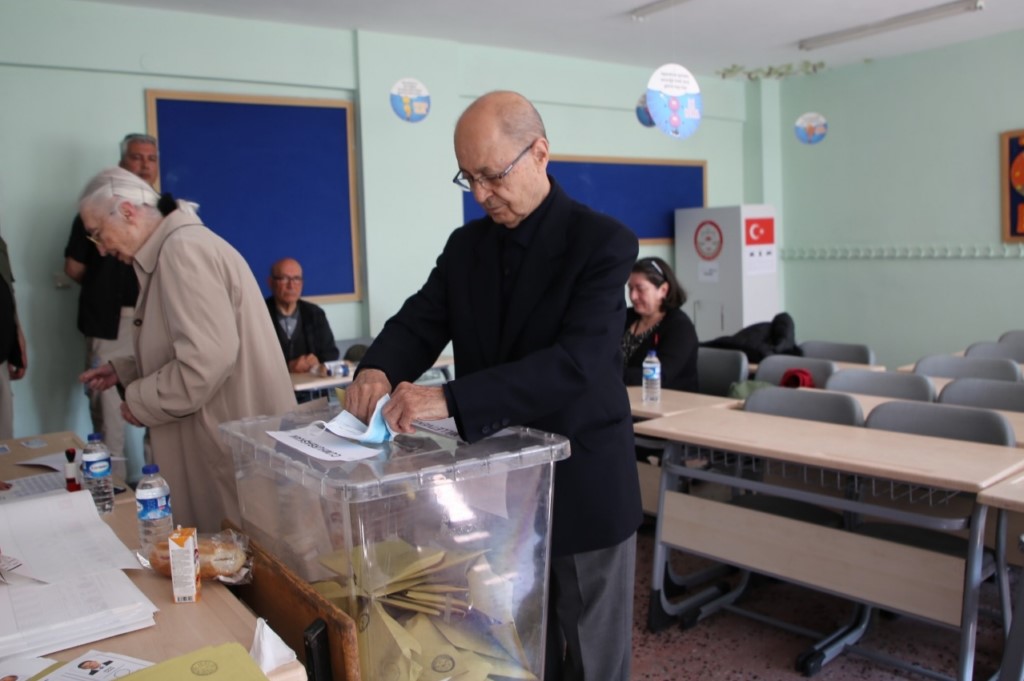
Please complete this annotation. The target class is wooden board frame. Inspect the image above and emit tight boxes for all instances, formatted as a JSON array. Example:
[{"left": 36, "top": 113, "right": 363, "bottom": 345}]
[{"left": 146, "top": 90, "right": 361, "bottom": 302}]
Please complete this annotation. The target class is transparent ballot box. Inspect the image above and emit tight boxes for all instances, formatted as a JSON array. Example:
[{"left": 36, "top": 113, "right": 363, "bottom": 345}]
[{"left": 221, "top": 407, "right": 570, "bottom": 681}]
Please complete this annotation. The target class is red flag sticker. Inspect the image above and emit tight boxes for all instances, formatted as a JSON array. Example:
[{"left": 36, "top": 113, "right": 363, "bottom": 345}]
[{"left": 745, "top": 218, "right": 774, "bottom": 246}]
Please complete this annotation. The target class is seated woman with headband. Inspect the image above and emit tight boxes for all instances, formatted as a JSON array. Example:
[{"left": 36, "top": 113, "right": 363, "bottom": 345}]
[{"left": 621, "top": 256, "right": 698, "bottom": 392}]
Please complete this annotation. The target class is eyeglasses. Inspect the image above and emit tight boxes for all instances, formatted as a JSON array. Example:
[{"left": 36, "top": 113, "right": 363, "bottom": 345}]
[
  {"left": 85, "top": 206, "right": 122, "bottom": 246},
  {"left": 272, "top": 275, "right": 303, "bottom": 284},
  {"left": 452, "top": 141, "right": 535, "bottom": 192}
]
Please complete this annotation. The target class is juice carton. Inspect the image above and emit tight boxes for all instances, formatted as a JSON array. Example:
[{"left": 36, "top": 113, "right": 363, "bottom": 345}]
[{"left": 168, "top": 526, "right": 201, "bottom": 603}]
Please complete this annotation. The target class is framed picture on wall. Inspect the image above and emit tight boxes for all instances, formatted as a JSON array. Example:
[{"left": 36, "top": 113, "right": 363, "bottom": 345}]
[{"left": 1001, "top": 128, "right": 1024, "bottom": 243}]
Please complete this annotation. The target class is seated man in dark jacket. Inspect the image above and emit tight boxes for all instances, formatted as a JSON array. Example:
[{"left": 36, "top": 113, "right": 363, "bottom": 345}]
[{"left": 265, "top": 258, "right": 339, "bottom": 373}]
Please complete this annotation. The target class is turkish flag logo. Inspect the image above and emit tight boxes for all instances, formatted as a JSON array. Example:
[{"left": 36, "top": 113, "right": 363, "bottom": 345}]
[{"left": 745, "top": 218, "right": 774, "bottom": 246}]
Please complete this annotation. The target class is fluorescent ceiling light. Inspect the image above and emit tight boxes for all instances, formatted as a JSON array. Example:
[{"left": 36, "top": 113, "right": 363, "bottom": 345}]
[
  {"left": 630, "top": 0, "right": 694, "bottom": 22},
  {"left": 798, "top": 0, "right": 984, "bottom": 51}
]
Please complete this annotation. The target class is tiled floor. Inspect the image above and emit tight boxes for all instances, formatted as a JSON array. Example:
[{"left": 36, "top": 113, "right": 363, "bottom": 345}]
[{"left": 629, "top": 524, "right": 1009, "bottom": 680}]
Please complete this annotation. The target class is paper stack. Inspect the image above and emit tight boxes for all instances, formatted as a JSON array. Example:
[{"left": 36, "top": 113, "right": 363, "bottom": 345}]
[{"left": 0, "top": 492, "right": 156, "bottom": 660}]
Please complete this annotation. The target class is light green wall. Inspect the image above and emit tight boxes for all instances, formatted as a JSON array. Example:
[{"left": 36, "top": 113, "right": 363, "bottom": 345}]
[
  {"left": 781, "top": 29, "right": 1024, "bottom": 368},
  {"left": 0, "top": 0, "right": 361, "bottom": 445},
  {"left": 5, "top": 0, "right": 1021, "bottom": 443},
  {"left": 0, "top": 0, "right": 749, "bottom": 440}
]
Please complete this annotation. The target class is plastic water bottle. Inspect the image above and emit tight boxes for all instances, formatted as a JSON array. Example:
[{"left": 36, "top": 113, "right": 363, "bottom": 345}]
[
  {"left": 136, "top": 464, "right": 173, "bottom": 567},
  {"left": 81, "top": 432, "right": 114, "bottom": 514},
  {"left": 642, "top": 350, "right": 662, "bottom": 402}
]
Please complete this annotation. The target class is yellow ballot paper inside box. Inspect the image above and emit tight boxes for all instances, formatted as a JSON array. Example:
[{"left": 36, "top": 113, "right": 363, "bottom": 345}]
[
  {"left": 361, "top": 600, "right": 423, "bottom": 681},
  {"left": 120, "top": 642, "right": 268, "bottom": 680},
  {"left": 406, "top": 613, "right": 493, "bottom": 681}
]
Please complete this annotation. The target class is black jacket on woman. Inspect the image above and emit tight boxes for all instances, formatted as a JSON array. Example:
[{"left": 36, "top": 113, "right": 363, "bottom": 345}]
[{"left": 623, "top": 306, "right": 699, "bottom": 392}]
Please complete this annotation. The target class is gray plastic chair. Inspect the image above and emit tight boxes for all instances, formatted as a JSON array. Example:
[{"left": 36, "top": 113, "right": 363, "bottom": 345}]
[
  {"left": 696, "top": 347, "right": 749, "bottom": 397},
  {"left": 964, "top": 341, "right": 1024, "bottom": 362},
  {"left": 865, "top": 400, "right": 1016, "bottom": 446},
  {"left": 913, "top": 354, "right": 1021, "bottom": 382},
  {"left": 735, "top": 387, "right": 857, "bottom": 527},
  {"left": 335, "top": 335, "right": 374, "bottom": 362},
  {"left": 754, "top": 355, "right": 838, "bottom": 389},
  {"left": 744, "top": 386, "right": 865, "bottom": 427},
  {"left": 939, "top": 377, "right": 1024, "bottom": 413},
  {"left": 799, "top": 340, "right": 876, "bottom": 365},
  {"left": 999, "top": 330, "right": 1024, "bottom": 345},
  {"left": 825, "top": 369, "right": 935, "bottom": 401}
]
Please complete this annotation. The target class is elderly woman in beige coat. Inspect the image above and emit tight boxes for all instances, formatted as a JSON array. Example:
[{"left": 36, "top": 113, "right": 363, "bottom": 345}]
[{"left": 79, "top": 167, "right": 296, "bottom": 532}]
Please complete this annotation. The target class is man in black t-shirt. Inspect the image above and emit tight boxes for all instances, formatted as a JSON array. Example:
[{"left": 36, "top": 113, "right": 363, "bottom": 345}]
[
  {"left": 0, "top": 229, "right": 26, "bottom": 439},
  {"left": 64, "top": 133, "right": 156, "bottom": 470}
]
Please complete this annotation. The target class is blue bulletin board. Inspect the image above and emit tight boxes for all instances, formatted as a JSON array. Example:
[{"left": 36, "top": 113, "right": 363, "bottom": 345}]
[
  {"left": 463, "top": 155, "right": 705, "bottom": 242},
  {"left": 145, "top": 91, "right": 361, "bottom": 301}
]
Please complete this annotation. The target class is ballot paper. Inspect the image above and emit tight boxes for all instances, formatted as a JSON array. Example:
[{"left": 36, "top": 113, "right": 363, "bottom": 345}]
[
  {"left": 0, "top": 491, "right": 139, "bottom": 584},
  {"left": 111, "top": 642, "right": 266, "bottom": 680},
  {"left": 0, "top": 492, "right": 156, "bottom": 661},
  {"left": 0, "top": 569, "right": 157, "bottom": 660},
  {"left": 316, "top": 394, "right": 397, "bottom": 444},
  {"left": 266, "top": 425, "right": 379, "bottom": 462},
  {"left": 0, "top": 471, "right": 65, "bottom": 503},
  {"left": 37, "top": 649, "right": 151, "bottom": 680},
  {"left": 0, "top": 654, "right": 56, "bottom": 680}
]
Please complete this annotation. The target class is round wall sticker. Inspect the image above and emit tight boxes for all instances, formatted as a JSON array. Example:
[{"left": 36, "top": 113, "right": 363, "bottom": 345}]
[
  {"left": 795, "top": 112, "right": 827, "bottom": 145},
  {"left": 635, "top": 94, "right": 655, "bottom": 128},
  {"left": 390, "top": 78, "right": 431, "bottom": 123},
  {"left": 694, "top": 220, "right": 723, "bottom": 261},
  {"left": 645, "top": 63, "right": 702, "bottom": 139}
]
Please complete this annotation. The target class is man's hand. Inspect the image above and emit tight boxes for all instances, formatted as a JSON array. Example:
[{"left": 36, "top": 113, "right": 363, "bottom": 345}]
[
  {"left": 121, "top": 401, "right": 144, "bottom": 427},
  {"left": 382, "top": 382, "right": 449, "bottom": 434},
  {"left": 9, "top": 325, "right": 26, "bottom": 380},
  {"left": 80, "top": 363, "right": 119, "bottom": 393},
  {"left": 344, "top": 368, "right": 392, "bottom": 424},
  {"left": 287, "top": 354, "right": 319, "bottom": 374}
]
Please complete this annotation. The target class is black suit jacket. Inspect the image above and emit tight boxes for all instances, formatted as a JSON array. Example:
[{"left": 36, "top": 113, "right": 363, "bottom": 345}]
[{"left": 361, "top": 180, "right": 642, "bottom": 556}]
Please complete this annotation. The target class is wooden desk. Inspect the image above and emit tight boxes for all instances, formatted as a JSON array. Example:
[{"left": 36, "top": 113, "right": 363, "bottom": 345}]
[
  {"left": 0, "top": 432, "right": 302, "bottom": 678},
  {"left": 627, "top": 388, "right": 739, "bottom": 514},
  {"left": 636, "top": 407, "right": 1024, "bottom": 680},
  {"left": 290, "top": 355, "right": 455, "bottom": 393},
  {"left": 53, "top": 500, "right": 259, "bottom": 664},
  {"left": 0, "top": 431, "right": 81, "bottom": 473},
  {"left": 817, "top": 390, "right": 1024, "bottom": 449},
  {"left": 627, "top": 386, "right": 738, "bottom": 419}
]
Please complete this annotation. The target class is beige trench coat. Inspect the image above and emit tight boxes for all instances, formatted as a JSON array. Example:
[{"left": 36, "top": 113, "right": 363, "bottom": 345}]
[{"left": 112, "top": 209, "right": 296, "bottom": 532}]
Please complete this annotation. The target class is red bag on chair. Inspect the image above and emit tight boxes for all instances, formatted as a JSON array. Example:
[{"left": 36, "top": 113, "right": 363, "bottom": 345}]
[{"left": 780, "top": 368, "right": 815, "bottom": 388}]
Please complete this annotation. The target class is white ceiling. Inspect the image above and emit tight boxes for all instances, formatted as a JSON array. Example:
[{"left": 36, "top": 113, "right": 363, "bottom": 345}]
[{"left": 79, "top": 0, "right": 1024, "bottom": 76}]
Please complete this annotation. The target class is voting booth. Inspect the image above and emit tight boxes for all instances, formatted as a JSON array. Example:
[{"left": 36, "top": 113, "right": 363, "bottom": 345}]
[
  {"left": 674, "top": 205, "right": 781, "bottom": 340},
  {"left": 221, "top": 408, "right": 570, "bottom": 681}
]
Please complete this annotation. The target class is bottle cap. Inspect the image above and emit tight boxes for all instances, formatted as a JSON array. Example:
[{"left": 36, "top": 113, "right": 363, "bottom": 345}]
[
  {"left": 646, "top": 350, "right": 657, "bottom": 357},
  {"left": 142, "top": 464, "right": 160, "bottom": 475},
  {"left": 87, "top": 433, "right": 103, "bottom": 442}
]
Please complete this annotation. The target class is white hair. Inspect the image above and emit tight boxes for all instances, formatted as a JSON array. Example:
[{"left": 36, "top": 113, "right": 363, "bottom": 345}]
[
  {"left": 78, "top": 166, "right": 198, "bottom": 218},
  {"left": 78, "top": 166, "right": 160, "bottom": 213}
]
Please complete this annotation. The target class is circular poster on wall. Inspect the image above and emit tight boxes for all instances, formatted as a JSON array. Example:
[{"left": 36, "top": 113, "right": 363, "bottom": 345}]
[
  {"left": 389, "top": 78, "right": 431, "bottom": 123},
  {"left": 635, "top": 94, "right": 655, "bottom": 128},
  {"left": 795, "top": 112, "right": 828, "bottom": 144},
  {"left": 645, "top": 63, "right": 702, "bottom": 139}
]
